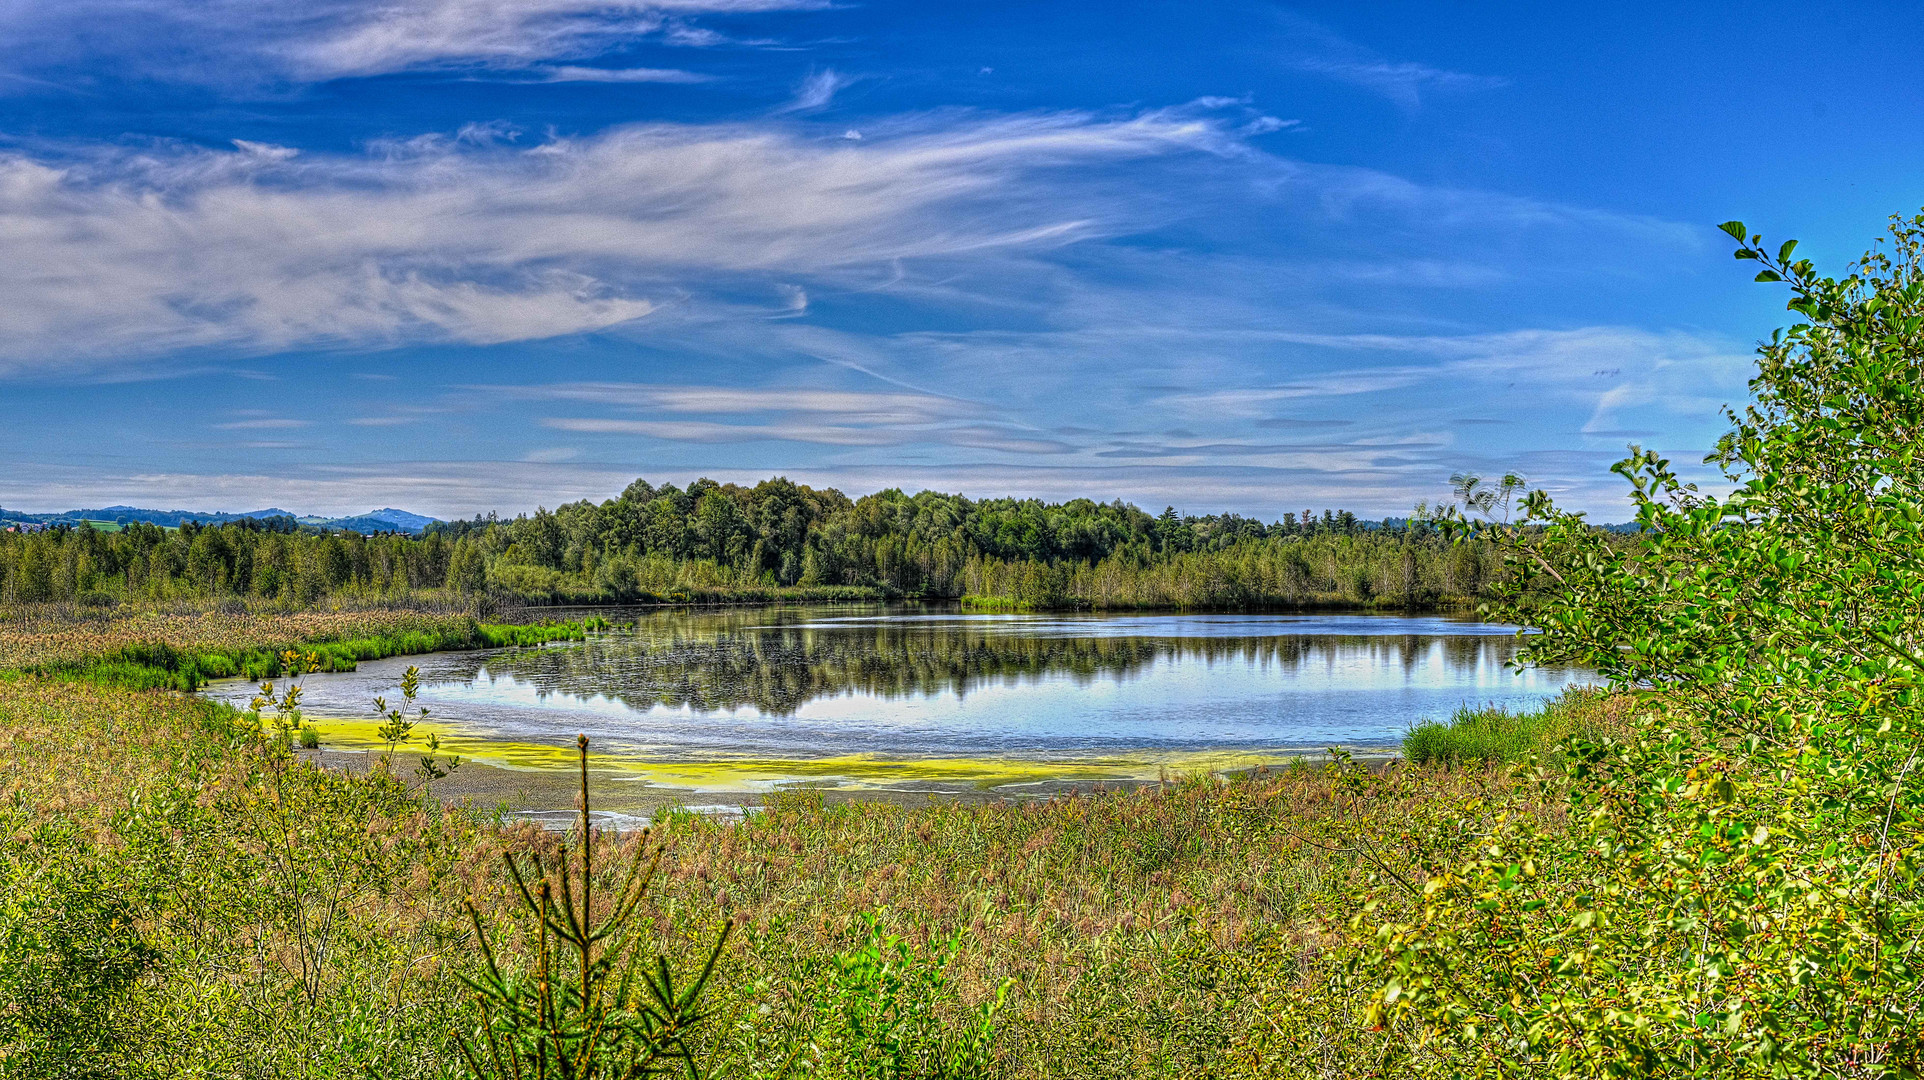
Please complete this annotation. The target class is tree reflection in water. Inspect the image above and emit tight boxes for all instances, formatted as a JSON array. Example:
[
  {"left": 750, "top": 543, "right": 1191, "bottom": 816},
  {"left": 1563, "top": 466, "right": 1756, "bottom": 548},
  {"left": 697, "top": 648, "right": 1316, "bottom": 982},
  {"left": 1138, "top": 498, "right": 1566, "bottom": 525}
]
[
  {"left": 449, "top": 607, "right": 1533, "bottom": 717},
  {"left": 199, "top": 606, "right": 1587, "bottom": 773}
]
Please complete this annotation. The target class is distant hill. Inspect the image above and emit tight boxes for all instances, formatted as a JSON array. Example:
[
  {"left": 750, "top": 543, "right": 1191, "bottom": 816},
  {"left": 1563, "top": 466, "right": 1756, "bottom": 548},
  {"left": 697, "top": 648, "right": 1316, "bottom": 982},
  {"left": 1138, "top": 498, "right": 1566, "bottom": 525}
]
[
  {"left": 0, "top": 504, "right": 441, "bottom": 535},
  {"left": 356, "top": 508, "right": 438, "bottom": 531}
]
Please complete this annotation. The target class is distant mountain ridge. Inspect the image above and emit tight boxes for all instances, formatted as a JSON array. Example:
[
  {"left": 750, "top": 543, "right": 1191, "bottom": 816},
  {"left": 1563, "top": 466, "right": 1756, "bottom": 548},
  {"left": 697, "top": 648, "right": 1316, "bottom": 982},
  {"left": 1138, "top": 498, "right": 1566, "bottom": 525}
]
[{"left": 0, "top": 504, "right": 441, "bottom": 535}]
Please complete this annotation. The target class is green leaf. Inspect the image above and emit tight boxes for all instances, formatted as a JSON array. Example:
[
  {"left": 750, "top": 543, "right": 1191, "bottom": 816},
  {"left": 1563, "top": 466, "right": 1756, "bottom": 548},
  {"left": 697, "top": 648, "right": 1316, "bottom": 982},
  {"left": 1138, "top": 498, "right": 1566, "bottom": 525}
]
[
  {"left": 1777, "top": 239, "right": 1798, "bottom": 263},
  {"left": 1755, "top": 270, "right": 1783, "bottom": 282},
  {"left": 1719, "top": 220, "right": 1749, "bottom": 242}
]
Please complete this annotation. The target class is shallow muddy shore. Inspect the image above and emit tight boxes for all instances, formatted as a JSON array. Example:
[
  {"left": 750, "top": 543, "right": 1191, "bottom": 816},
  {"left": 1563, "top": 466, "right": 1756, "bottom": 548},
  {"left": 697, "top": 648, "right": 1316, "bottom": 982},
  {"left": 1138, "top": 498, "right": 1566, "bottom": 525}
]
[{"left": 295, "top": 744, "right": 1398, "bottom": 826}]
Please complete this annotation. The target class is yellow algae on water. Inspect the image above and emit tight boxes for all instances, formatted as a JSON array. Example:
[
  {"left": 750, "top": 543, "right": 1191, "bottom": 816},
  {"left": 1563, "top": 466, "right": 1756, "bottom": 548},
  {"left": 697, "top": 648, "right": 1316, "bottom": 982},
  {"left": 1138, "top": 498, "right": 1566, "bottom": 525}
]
[
  {"left": 296, "top": 715, "right": 610, "bottom": 772},
  {"left": 296, "top": 713, "right": 1301, "bottom": 794}
]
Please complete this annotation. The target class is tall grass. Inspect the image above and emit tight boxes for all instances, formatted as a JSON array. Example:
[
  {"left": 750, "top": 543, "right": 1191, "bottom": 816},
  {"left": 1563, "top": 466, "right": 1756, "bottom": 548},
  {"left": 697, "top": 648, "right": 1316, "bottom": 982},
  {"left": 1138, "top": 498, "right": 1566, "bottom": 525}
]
[
  {"left": 5, "top": 611, "right": 608, "bottom": 691},
  {"left": 0, "top": 663, "right": 1562, "bottom": 1077},
  {"left": 1401, "top": 688, "right": 1621, "bottom": 766},
  {"left": 0, "top": 606, "right": 1641, "bottom": 1076},
  {"left": 957, "top": 594, "right": 1037, "bottom": 612}
]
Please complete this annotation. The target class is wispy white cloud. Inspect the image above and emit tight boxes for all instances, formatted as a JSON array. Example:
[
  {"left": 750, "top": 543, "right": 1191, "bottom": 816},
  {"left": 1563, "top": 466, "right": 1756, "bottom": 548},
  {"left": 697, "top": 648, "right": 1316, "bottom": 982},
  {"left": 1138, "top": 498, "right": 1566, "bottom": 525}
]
[
  {"left": 490, "top": 382, "right": 984, "bottom": 422},
  {"left": 1141, "top": 327, "right": 1748, "bottom": 440},
  {"left": 1277, "top": 13, "right": 1507, "bottom": 110},
  {"left": 0, "top": 0, "right": 830, "bottom": 84},
  {"left": 782, "top": 67, "right": 854, "bottom": 112},
  {"left": 721, "top": 314, "right": 1745, "bottom": 510},
  {"left": 524, "top": 381, "right": 1070, "bottom": 452},
  {"left": 531, "top": 65, "right": 714, "bottom": 83},
  {"left": 1251, "top": 326, "right": 1751, "bottom": 425},
  {"left": 0, "top": 6, "right": 1748, "bottom": 523},
  {"left": 1156, "top": 371, "right": 1429, "bottom": 418},
  {"left": 213, "top": 417, "right": 314, "bottom": 430},
  {"left": 544, "top": 416, "right": 902, "bottom": 445},
  {"left": 1294, "top": 58, "right": 1508, "bottom": 110},
  {"left": 0, "top": 110, "right": 1238, "bottom": 366},
  {"left": 540, "top": 416, "right": 1073, "bottom": 453}
]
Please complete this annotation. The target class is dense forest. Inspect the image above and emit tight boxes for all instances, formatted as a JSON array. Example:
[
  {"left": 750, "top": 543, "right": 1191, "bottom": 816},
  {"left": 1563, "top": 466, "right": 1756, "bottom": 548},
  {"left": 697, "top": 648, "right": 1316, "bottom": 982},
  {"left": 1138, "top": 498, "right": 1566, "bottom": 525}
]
[{"left": 0, "top": 479, "right": 1502, "bottom": 609}]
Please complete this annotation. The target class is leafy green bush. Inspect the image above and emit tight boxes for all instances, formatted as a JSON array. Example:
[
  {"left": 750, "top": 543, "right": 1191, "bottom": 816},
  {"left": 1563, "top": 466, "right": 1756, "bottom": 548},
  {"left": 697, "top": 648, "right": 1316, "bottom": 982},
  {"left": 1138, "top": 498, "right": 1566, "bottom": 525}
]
[
  {"left": 0, "top": 809, "right": 156, "bottom": 1077},
  {"left": 799, "top": 913, "right": 1007, "bottom": 1079},
  {"left": 1359, "top": 216, "right": 1924, "bottom": 1076}
]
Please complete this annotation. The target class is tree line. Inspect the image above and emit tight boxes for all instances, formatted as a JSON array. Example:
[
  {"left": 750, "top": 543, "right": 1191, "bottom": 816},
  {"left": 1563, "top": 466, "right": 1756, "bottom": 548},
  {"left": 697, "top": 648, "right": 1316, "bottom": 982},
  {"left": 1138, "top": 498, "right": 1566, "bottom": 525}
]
[{"left": 0, "top": 479, "right": 1504, "bottom": 609}]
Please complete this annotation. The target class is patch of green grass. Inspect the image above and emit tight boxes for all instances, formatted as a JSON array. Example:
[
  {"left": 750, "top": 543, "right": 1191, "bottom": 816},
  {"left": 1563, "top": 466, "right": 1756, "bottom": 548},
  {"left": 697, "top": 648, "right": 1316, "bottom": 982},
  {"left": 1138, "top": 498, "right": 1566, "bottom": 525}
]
[
  {"left": 958, "top": 594, "right": 1037, "bottom": 612},
  {"left": 1402, "top": 689, "right": 1619, "bottom": 766},
  {"left": 51, "top": 616, "right": 610, "bottom": 691}
]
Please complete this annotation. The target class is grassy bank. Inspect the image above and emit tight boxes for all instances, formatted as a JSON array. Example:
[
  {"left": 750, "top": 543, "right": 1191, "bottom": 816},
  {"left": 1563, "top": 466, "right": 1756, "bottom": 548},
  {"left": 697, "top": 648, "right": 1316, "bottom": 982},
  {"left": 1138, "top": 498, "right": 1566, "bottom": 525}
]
[
  {"left": 0, "top": 599, "right": 1652, "bottom": 1078},
  {"left": 0, "top": 604, "right": 608, "bottom": 691},
  {"left": 958, "top": 593, "right": 1037, "bottom": 612}
]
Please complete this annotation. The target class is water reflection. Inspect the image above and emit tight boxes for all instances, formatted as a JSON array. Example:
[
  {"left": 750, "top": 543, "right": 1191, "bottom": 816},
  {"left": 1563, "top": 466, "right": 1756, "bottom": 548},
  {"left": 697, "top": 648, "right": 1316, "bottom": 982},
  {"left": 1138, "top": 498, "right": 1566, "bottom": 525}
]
[
  {"left": 463, "top": 625, "right": 1166, "bottom": 714},
  {"left": 203, "top": 605, "right": 1587, "bottom": 781},
  {"left": 457, "top": 616, "right": 1538, "bottom": 717}
]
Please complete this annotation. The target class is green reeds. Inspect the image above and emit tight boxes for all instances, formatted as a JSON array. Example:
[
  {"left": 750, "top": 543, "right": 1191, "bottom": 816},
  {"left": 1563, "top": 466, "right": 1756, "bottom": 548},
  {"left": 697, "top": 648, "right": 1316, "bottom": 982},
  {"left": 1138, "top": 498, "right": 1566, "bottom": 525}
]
[
  {"left": 957, "top": 594, "right": 1036, "bottom": 612},
  {"left": 49, "top": 617, "right": 609, "bottom": 691},
  {"left": 1401, "top": 689, "right": 1611, "bottom": 766}
]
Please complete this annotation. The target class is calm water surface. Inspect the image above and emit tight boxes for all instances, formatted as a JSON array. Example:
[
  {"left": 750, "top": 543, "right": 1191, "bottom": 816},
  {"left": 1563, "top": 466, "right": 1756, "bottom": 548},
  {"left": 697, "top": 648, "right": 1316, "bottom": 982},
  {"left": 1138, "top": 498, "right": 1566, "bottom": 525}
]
[{"left": 203, "top": 604, "right": 1589, "bottom": 795}]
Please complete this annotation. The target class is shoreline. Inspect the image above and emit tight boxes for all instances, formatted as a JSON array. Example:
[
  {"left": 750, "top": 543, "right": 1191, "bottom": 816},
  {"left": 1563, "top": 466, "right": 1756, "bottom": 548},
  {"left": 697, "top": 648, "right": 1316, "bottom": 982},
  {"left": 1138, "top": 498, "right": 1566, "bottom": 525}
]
[
  {"left": 299, "top": 746, "right": 1405, "bottom": 825},
  {"left": 507, "top": 594, "right": 1488, "bottom": 616}
]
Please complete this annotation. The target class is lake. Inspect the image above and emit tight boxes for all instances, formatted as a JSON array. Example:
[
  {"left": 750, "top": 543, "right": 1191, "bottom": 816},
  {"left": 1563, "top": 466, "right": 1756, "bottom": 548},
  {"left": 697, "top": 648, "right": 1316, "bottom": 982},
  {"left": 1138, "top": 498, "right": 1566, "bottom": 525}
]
[{"left": 202, "top": 604, "right": 1589, "bottom": 803}]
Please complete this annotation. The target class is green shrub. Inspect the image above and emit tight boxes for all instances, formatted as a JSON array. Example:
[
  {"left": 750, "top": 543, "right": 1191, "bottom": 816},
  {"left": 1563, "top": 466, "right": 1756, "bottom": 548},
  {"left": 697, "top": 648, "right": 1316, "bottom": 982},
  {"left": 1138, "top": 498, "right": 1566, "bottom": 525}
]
[
  {"left": 1359, "top": 216, "right": 1924, "bottom": 1075},
  {"left": 0, "top": 810, "right": 157, "bottom": 1076},
  {"left": 800, "top": 913, "right": 1008, "bottom": 1079}
]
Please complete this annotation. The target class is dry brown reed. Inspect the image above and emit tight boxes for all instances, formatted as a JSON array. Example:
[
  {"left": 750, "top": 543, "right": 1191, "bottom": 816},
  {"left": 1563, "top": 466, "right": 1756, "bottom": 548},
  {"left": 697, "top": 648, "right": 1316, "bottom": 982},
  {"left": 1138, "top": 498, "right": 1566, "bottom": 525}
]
[{"left": 632, "top": 761, "right": 1530, "bottom": 1074}]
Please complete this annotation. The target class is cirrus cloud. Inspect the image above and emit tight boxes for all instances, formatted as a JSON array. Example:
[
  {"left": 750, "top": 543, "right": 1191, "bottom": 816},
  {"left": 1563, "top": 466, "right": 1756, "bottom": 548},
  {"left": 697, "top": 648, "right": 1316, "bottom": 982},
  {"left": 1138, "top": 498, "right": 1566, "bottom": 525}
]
[
  {"left": 0, "top": 0, "right": 829, "bottom": 85},
  {"left": 0, "top": 108, "right": 1242, "bottom": 368}
]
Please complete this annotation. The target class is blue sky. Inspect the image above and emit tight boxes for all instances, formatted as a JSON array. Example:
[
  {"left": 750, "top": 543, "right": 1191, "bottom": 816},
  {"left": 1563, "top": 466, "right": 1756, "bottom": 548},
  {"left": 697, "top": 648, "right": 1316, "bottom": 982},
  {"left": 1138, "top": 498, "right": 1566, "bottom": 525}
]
[{"left": 1, "top": 0, "right": 1919, "bottom": 519}]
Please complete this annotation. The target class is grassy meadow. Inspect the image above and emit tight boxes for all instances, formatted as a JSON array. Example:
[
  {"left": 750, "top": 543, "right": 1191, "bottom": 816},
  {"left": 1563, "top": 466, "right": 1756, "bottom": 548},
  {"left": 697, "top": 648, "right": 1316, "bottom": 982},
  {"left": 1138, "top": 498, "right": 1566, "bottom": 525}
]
[
  {"left": 0, "top": 602, "right": 606, "bottom": 690},
  {"left": 0, "top": 601, "right": 1611, "bottom": 1078}
]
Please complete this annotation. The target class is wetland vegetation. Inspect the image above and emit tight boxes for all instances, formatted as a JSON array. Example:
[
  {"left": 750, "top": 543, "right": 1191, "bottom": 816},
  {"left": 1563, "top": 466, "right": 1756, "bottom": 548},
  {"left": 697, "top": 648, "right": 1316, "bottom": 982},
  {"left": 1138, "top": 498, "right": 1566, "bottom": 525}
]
[
  {"left": 0, "top": 604, "right": 606, "bottom": 691},
  {"left": 1, "top": 214, "right": 1922, "bottom": 1078}
]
